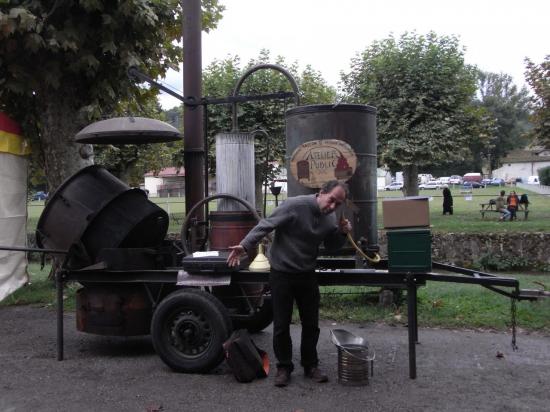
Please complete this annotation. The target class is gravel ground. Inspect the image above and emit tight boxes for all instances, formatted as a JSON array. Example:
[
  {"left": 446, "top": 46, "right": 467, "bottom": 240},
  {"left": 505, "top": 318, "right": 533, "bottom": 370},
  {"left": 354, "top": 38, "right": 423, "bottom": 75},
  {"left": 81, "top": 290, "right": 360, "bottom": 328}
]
[{"left": 1, "top": 305, "right": 549, "bottom": 412}]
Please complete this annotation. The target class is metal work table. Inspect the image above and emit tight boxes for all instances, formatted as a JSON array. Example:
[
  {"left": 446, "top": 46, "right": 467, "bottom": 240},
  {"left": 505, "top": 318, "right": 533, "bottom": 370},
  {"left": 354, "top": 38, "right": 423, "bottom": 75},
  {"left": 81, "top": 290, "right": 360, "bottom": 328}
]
[{"left": 56, "top": 259, "right": 526, "bottom": 380}]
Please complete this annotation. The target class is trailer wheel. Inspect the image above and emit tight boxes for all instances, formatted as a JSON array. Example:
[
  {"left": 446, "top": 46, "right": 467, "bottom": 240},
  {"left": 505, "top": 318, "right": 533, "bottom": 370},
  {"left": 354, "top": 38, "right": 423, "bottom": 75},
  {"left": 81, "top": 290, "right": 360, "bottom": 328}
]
[
  {"left": 151, "top": 289, "right": 231, "bottom": 373},
  {"left": 231, "top": 295, "right": 273, "bottom": 333}
]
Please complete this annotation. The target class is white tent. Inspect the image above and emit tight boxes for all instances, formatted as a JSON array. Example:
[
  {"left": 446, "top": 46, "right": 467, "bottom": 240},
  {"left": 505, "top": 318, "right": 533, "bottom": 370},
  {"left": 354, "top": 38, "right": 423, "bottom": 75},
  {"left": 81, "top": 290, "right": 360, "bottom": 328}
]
[{"left": 0, "top": 113, "right": 30, "bottom": 301}]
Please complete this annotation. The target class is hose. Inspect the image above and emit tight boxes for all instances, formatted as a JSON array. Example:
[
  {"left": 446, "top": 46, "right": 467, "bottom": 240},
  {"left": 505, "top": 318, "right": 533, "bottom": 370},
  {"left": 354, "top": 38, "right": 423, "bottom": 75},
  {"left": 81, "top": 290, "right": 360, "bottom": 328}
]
[{"left": 346, "top": 233, "right": 381, "bottom": 263}]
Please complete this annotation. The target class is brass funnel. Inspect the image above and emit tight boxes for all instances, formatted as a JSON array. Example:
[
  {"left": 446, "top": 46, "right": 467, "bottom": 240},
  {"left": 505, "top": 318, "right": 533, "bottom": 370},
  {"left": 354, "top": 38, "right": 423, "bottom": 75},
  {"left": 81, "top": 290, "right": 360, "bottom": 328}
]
[{"left": 248, "top": 243, "right": 270, "bottom": 272}]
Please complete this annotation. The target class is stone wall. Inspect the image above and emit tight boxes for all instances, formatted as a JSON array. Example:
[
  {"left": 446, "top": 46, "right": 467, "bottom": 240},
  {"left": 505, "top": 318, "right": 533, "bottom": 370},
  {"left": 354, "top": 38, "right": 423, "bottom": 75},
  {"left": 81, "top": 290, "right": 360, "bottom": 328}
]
[{"left": 378, "top": 231, "right": 550, "bottom": 270}]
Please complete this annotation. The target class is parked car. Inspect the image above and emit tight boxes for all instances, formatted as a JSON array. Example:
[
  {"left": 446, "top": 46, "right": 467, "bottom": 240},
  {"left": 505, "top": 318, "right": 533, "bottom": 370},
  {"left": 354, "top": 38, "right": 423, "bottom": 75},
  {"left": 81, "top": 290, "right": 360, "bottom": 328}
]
[
  {"left": 487, "top": 178, "right": 505, "bottom": 186},
  {"left": 439, "top": 177, "right": 451, "bottom": 185},
  {"left": 527, "top": 176, "right": 539, "bottom": 185},
  {"left": 481, "top": 178, "right": 493, "bottom": 186},
  {"left": 449, "top": 175, "right": 463, "bottom": 185},
  {"left": 31, "top": 191, "right": 48, "bottom": 201},
  {"left": 419, "top": 180, "right": 445, "bottom": 190},
  {"left": 463, "top": 172, "right": 483, "bottom": 183},
  {"left": 384, "top": 181, "right": 404, "bottom": 191},
  {"left": 462, "top": 181, "right": 484, "bottom": 189}
]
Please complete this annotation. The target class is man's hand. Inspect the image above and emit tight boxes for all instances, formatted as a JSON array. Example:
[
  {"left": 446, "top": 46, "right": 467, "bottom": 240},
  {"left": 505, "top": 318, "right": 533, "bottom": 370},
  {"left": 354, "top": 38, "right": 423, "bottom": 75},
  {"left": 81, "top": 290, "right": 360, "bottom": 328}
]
[
  {"left": 339, "top": 218, "right": 352, "bottom": 234},
  {"left": 227, "top": 245, "right": 245, "bottom": 267}
]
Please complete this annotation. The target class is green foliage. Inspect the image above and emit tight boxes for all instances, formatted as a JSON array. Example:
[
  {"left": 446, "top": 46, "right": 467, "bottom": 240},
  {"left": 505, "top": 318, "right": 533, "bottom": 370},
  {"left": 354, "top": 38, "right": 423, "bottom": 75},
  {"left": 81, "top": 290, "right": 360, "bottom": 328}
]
[
  {"left": 0, "top": 263, "right": 78, "bottom": 310},
  {"left": 539, "top": 165, "right": 550, "bottom": 186},
  {"left": 340, "top": 32, "right": 479, "bottom": 190},
  {"left": 475, "top": 253, "right": 531, "bottom": 271},
  {"left": 317, "top": 275, "right": 550, "bottom": 331},
  {"left": 524, "top": 56, "right": 550, "bottom": 148},
  {"left": 0, "top": 0, "right": 224, "bottom": 189},
  {"left": 476, "top": 71, "right": 531, "bottom": 170}
]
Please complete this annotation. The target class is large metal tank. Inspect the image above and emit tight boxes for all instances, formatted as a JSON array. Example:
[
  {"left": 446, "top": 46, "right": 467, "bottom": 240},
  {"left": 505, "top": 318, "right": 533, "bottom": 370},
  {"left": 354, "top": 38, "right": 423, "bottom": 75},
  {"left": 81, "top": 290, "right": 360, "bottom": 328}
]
[
  {"left": 36, "top": 165, "right": 169, "bottom": 269},
  {"left": 285, "top": 104, "right": 378, "bottom": 252}
]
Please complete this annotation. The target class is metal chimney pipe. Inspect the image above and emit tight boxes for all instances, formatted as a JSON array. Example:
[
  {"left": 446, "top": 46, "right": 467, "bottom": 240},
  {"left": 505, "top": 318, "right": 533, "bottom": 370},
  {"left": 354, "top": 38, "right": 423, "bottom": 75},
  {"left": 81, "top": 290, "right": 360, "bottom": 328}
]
[{"left": 182, "top": 0, "right": 205, "bottom": 215}]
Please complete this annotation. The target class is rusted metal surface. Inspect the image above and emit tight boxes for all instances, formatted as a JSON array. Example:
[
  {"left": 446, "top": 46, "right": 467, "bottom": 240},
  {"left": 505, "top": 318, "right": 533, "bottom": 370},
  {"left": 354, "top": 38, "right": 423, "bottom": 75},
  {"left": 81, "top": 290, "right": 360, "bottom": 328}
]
[
  {"left": 36, "top": 165, "right": 169, "bottom": 268},
  {"left": 76, "top": 286, "right": 152, "bottom": 336},
  {"left": 285, "top": 104, "right": 379, "bottom": 255},
  {"left": 209, "top": 211, "right": 257, "bottom": 256},
  {"left": 182, "top": 0, "right": 205, "bottom": 218}
]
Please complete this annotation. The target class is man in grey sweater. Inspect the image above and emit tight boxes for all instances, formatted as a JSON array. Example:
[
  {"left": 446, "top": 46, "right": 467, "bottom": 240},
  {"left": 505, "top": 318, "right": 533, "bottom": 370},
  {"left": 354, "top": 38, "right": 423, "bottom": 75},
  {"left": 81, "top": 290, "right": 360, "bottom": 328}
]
[{"left": 227, "top": 180, "right": 352, "bottom": 387}]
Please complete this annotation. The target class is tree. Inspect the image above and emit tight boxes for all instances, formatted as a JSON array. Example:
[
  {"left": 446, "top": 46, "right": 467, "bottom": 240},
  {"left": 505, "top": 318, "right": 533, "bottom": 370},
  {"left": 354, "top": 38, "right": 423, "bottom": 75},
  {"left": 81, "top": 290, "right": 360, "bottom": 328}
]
[
  {"left": 524, "top": 56, "right": 550, "bottom": 148},
  {"left": 476, "top": 71, "right": 531, "bottom": 172},
  {"left": 340, "top": 32, "right": 479, "bottom": 195},
  {"left": 0, "top": 0, "right": 224, "bottom": 190},
  {"left": 199, "top": 50, "right": 336, "bottom": 209}
]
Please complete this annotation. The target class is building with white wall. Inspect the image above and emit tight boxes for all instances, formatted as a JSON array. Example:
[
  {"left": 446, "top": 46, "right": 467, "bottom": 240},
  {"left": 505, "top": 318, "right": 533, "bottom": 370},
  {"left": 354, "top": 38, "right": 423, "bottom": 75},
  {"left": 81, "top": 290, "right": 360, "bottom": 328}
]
[{"left": 492, "top": 147, "right": 550, "bottom": 182}]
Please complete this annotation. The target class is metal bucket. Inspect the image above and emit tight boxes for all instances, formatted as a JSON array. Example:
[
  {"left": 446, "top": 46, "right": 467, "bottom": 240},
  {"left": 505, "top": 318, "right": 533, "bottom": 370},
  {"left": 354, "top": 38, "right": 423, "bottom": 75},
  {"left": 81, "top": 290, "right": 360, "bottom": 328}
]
[
  {"left": 285, "top": 104, "right": 379, "bottom": 253},
  {"left": 331, "top": 329, "right": 374, "bottom": 386}
]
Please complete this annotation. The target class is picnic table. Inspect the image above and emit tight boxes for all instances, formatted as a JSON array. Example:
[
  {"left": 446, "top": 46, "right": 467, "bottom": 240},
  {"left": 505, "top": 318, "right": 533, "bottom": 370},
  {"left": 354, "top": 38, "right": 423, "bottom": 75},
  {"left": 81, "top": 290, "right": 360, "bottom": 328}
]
[{"left": 479, "top": 203, "right": 529, "bottom": 220}]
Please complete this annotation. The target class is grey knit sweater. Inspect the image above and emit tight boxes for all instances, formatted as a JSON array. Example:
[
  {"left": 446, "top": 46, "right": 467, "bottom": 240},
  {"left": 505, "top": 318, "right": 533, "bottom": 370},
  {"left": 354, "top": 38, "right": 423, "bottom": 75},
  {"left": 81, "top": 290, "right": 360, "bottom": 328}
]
[{"left": 240, "top": 194, "right": 346, "bottom": 273}]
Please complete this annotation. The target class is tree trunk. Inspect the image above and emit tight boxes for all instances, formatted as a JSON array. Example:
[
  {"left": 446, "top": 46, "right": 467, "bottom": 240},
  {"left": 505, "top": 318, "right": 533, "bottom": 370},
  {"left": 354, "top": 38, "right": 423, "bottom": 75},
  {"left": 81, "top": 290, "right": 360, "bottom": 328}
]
[
  {"left": 255, "top": 168, "right": 265, "bottom": 216},
  {"left": 403, "top": 164, "right": 419, "bottom": 196},
  {"left": 38, "top": 93, "right": 93, "bottom": 192}
]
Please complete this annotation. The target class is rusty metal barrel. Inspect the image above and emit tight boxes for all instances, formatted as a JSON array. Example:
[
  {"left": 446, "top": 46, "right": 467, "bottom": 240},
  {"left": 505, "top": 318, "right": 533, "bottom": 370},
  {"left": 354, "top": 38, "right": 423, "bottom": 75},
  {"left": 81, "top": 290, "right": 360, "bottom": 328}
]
[
  {"left": 285, "top": 104, "right": 378, "bottom": 252},
  {"left": 76, "top": 285, "right": 152, "bottom": 336},
  {"left": 209, "top": 210, "right": 257, "bottom": 258}
]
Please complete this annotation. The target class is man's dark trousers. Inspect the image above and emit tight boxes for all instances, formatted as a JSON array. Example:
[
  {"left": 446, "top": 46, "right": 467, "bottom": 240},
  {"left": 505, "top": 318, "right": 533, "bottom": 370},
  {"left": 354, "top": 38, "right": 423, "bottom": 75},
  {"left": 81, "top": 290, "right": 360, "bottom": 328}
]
[{"left": 269, "top": 269, "right": 320, "bottom": 372}]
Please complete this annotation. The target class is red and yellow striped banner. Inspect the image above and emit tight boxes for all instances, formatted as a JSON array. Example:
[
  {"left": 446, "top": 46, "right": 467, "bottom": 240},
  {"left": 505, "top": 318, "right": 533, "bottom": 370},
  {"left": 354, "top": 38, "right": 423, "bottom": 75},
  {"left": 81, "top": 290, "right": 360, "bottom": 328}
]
[{"left": 0, "top": 113, "right": 31, "bottom": 156}]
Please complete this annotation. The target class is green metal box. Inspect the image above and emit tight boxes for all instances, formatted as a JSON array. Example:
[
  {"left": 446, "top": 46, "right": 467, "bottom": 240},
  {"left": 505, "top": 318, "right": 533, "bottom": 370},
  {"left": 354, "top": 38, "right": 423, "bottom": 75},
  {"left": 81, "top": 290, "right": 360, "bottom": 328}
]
[{"left": 387, "top": 228, "right": 432, "bottom": 273}]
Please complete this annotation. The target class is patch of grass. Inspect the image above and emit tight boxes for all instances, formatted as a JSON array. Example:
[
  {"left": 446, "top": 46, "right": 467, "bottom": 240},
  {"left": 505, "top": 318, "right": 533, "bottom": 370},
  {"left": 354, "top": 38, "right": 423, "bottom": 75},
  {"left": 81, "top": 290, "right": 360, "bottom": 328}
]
[
  {"left": 378, "top": 186, "right": 550, "bottom": 233},
  {"left": 28, "top": 187, "right": 550, "bottom": 234},
  {"left": 320, "top": 273, "right": 550, "bottom": 332},
  {"left": 0, "top": 263, "right": 78, "bottom": 310}
]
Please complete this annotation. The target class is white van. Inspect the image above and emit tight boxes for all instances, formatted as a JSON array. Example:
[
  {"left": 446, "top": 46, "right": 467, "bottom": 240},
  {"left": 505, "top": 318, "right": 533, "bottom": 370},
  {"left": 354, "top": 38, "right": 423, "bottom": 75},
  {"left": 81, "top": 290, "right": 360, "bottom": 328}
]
[
  {"left": 527, "top": 176, "right": 539, "bottom": 185},
  {"left": 418, "top": 173, "right": 432, "bottom": 184}
]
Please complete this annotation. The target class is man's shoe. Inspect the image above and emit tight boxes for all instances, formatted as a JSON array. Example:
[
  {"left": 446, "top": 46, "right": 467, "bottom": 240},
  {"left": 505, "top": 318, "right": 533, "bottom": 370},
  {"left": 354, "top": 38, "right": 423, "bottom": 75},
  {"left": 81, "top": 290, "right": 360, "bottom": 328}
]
[
  {"left": 274, "top": 368, "right": 291, "bottom": 387},
  {"left": 304, "top": 367, "right": 328, "bottom": 383}
]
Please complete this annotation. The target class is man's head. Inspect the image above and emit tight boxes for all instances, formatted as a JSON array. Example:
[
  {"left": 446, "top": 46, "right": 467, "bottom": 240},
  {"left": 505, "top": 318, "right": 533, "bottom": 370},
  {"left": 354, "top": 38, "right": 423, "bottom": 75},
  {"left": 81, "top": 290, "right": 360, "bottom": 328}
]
[
  {"left": 317, "top": 180, "right": 348, "bottom": 214},
  {"left": 500, "top": 190, "right": 506, "bottom": 196}
]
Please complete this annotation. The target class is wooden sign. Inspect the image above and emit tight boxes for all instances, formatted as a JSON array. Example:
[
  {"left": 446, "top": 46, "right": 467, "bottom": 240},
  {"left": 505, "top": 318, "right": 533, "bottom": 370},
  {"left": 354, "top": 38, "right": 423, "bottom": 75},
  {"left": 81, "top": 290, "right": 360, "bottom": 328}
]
[{"left": 289, "top": 139, "right": 357, "bottom": 188}]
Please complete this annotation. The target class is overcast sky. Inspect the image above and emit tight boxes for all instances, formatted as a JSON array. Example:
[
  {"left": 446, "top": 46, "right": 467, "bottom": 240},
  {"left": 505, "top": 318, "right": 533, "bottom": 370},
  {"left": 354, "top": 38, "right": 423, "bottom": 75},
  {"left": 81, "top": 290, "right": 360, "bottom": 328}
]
[{"left": 158, "top": 0, "right": 549, "bottom": 109}]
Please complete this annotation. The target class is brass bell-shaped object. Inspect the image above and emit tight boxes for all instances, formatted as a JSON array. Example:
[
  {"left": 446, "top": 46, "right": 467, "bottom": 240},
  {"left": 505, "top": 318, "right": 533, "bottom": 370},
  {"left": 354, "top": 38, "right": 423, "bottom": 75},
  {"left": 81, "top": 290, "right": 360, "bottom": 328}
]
[{"left": 248, "top": 243, "right": 270, "bottom": 272}]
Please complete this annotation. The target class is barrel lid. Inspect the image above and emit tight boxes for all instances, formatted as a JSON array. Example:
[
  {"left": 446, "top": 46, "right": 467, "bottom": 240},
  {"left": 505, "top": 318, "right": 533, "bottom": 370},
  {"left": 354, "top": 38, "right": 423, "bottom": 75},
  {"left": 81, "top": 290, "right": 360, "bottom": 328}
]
[
  {"left": 74, "top": 117, "right": 182, "bottom": 144},
  {"left": 286, "top": 104, "right": 377, "bottom": 117}
]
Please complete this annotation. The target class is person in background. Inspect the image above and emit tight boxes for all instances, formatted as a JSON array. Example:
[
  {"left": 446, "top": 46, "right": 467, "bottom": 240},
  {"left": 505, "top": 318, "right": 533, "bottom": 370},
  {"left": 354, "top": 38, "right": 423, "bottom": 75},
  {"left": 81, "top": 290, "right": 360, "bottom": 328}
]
[
  {"left": 442, "top": 187, "right": 453, "bottom": 215},
  {"left": 495, "top": 190, "right": 511, "bottom": 221},
  {"left": 519, "top": 193, "right": 529, "bottom": 211},
  {"left": 226, "top": 180, "right": 352, "bottom": 387},
  {"left": 507, "top": 190, "right": 520, "bottom": 220}
]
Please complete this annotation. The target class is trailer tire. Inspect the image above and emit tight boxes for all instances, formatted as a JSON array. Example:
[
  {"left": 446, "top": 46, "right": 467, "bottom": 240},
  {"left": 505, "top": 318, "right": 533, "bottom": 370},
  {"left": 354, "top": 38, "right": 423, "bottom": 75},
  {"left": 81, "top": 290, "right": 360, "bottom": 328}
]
[
  {"left": 151, "top": 289, "right": 231, "bottom": 373},
  {"left": 231, "top": 295, "right": 273, "bottom": 333}
]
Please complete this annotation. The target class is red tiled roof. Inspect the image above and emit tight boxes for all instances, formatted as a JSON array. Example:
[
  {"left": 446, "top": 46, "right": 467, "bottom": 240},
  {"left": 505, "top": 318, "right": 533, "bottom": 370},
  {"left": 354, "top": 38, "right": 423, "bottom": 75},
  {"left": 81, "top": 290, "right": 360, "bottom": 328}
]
[
  {"left": 144, "top": 167, "right": 185, "bottom": 177},
  {"left": 501, "top": 149, "right": 550, "bottom": 163}
]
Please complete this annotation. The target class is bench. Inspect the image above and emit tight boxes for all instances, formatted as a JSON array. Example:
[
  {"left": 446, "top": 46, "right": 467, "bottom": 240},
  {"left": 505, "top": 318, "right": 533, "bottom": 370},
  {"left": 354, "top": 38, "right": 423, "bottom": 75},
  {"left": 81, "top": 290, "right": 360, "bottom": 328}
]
[{"left": 479, "top": 203, "right": 529, "bottom": 220}]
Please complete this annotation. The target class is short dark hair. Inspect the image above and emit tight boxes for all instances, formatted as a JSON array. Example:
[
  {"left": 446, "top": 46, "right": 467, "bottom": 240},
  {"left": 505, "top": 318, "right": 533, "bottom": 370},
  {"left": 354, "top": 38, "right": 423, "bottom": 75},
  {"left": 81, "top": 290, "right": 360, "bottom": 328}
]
[
  {"left": 320, "top": 180, "right": 349, "bottom": 196},
  {"left": 500, "top": 190, "right": 505, "bottom": 196}
]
